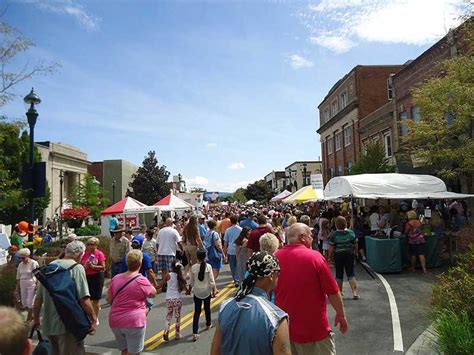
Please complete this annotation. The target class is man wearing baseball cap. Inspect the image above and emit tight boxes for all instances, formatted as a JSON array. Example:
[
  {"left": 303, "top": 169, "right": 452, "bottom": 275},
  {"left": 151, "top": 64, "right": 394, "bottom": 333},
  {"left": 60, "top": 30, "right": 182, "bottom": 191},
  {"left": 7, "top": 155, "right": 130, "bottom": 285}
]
[{"left": 119, "top": 238, "right": 159, "bottom": 290}]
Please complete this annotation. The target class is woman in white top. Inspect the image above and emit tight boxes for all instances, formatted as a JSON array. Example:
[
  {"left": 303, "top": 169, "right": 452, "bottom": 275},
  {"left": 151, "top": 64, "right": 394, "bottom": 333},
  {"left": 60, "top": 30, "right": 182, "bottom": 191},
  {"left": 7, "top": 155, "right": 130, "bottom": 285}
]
[
  {"left": 163, "top": 260, "right": 186, "bottom": 341},
  {"left": 189, "top": 249, "right": 217, "bottom": 341},
  {"left": 16, "top": 248, "right": 39, "bottom": 322},
  {"left": 369, "top": 206, "right": 381, "bottom": 234}
]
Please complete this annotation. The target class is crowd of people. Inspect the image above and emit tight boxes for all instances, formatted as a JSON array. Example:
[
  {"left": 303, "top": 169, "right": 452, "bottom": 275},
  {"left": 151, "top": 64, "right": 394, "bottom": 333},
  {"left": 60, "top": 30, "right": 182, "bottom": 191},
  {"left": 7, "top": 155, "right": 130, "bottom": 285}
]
[{"left": 1, "top": 197, "right": 470, "bottom": 355}]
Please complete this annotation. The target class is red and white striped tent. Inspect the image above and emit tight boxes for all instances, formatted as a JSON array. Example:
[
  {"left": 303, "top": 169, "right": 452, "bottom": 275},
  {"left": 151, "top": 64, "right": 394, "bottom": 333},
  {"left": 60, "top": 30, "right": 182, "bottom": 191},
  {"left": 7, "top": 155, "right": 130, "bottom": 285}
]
[
  {"left": 153, "top": 194, "right": 194, "bottom": 211},
  {"left": 101, "top": 197, "right": 148, "bottom": 215}
]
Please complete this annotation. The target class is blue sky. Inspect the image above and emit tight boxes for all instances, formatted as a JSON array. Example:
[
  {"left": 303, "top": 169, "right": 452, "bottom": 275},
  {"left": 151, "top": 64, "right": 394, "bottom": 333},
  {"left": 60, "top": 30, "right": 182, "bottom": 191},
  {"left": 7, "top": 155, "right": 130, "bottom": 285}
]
[{"left": 3, "top": 0, "right": 468, "bottom": 192}]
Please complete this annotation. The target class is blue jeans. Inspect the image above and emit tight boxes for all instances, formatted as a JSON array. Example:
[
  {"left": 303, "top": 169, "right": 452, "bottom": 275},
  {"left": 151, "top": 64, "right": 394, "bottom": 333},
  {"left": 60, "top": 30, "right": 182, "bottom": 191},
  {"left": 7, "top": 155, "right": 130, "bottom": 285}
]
[
  {"left": 111, "top": 262, "right": 122, "bottom": 278},
  {"left": 228, "top": 254, "right": 238, "bottom": 282}
]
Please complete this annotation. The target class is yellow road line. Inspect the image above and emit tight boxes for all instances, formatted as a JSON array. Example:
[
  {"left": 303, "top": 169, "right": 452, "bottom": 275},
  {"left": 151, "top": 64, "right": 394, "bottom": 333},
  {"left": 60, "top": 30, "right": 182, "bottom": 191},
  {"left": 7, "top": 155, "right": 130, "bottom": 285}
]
[
  {"left": 145, "top": 283, "right": 236, "bottom": 351},
  {"left": 144, "top": 281, "right": 236, "bottom": 347}
]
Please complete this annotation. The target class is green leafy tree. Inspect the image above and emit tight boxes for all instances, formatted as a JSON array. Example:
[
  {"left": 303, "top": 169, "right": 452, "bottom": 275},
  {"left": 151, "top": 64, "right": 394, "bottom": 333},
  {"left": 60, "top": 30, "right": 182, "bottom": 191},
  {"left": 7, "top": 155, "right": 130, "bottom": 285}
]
[
  {"left": 245, "top": 180, "right": 272, "bottom": 202},
  {"left": 227, "top": 187, "right": 248, "bottom": 203},
  {"left": 71, "top": 173, "right": 109, "bottom": 220},
  {"left": 350, "top": 141, "right": 396, "bottom": 175},
  {"left": 126, "top": 151, "right": 170, "bottom": 205},
  {"left": 406, "top": 19, "right": 473, "bottom": 190},
  {"left": 0, "top": 118, "right": 50, "bottom": 225}
]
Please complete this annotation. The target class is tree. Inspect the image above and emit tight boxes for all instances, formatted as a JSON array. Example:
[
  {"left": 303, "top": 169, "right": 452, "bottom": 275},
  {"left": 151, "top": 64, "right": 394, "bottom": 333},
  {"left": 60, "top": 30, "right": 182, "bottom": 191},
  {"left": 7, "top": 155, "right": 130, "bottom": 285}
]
[
  {"left": 227, "top": 187, "right": 248, "bottom": 203},
  {"left": 126, "top": 151, "right": 170, "bottom": 205},
  {"left": 350, "top": 141, "right": 396, "bottom": 175},
  {"left": 0, "top": 19, "right": 59, "bottom": 107},
  {"left": 0, "top": 118, "right": 50, "bottom": 225},
  {"left": 245, "top": 180, "right": 272, "bottom": 202},
  {"left": 71, "top": 174, "right": 109, "bottom": 220},
  {"left": 406, "top": 19, "right": 474, "bottom": 191}
]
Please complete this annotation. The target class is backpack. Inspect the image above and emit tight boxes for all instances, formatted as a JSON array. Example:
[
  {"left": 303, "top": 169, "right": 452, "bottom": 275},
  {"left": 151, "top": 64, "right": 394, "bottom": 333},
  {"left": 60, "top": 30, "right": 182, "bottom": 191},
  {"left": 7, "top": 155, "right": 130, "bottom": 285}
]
[
  {"left": 33, "top": 263, "right": 91, "bottom": 340},
  {"left": 206, "top": 231, "right": 221, "bottom": 261}
]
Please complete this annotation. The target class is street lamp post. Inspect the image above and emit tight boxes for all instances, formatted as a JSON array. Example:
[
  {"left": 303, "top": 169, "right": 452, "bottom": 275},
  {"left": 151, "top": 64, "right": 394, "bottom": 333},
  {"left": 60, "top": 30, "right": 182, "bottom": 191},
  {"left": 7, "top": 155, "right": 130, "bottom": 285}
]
[
  {"left": 59, "top": 170, "right": 64, "bottom": 239},
  {"left": 24, "top": 88, "right": 41, "bottom": 231},
  {"left": 112, "top": 180, "right": 116, "bottom": 204},
  {"left": 302, "top": 163, "right": 308, "bottom": 187}
]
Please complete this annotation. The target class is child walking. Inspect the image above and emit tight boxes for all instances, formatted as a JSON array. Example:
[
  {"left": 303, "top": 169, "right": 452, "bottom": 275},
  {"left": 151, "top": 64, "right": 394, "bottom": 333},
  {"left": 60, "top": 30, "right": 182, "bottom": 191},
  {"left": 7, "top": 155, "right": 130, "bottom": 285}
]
[
  {"left": 163, "top": 260, "right": 187, "bottom": 341},
  {"left": 189, "top": 249, "right": 218, "bottom": 341}
]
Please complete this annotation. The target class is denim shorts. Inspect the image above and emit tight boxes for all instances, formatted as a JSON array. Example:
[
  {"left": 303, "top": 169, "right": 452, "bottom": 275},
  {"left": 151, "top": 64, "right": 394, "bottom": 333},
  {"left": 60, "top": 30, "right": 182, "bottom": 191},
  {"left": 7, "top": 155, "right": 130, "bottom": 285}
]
[
  {"left": 111, "top": 327, "right": 146, "bottom": 353},
  {"left": 409, "top": 243, "right": 425, "bottom": 256}
]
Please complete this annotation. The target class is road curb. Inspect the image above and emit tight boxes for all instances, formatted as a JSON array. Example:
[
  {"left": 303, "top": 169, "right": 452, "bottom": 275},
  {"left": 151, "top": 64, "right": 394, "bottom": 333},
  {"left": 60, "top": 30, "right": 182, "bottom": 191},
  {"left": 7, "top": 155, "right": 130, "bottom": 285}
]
[{"left": 404, "top": 324, "right": 437, "bottom": 355}]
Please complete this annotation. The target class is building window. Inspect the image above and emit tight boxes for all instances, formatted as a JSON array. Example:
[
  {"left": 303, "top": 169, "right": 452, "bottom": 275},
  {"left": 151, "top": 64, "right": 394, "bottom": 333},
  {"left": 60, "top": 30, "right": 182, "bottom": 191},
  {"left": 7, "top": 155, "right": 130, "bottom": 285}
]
[
  {"left": 335, "top": 133, "right": 342, "bottom": 151},
  {"left": 340, "top": 91, "right": 348, "bottom": 109},
  {"left": 324, "top": 108, "right": 330, "bottom": 123},
  {"left": 343, "top": 126, "right": 351, "bottom": 146},
  {"left": 331, "top": 100, "right": 338, "bottom": 117},
  {"left": 327, "top": 137, "right": 333, "bottom": 155},
  {"left": 362, "top": 140, "right": 368, "bottom": 155},
  {"left": 411, "top": 105, "right": 421, "bottom": 123},
  {"left": 387, "top": 74, "right": 394, "bottom": 100},
  {"left": 383, "top": 131, "right": 392, "bottom": 157},
  {"left": 329, "top": 168, "right": 334, "bottom": 179},
  {"left": 338, "top": 165, "right": 343, "bottom": 176},
  {"left": 399, "top": 111, "right": 408, "bottom": 136},
  {"left": 347, "top": 161, "right": 352, "bottom": 173}
]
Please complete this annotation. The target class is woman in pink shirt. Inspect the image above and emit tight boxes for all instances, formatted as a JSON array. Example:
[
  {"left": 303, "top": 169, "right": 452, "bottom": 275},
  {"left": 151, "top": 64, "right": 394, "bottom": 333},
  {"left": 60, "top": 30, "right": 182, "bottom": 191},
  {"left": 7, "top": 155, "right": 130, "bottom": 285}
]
[
  {"left": 81, "top": 237, "right": 106, "bottom": 323},
  {"left": 107, "top": 250, "right": 157, "bottom": 355}
]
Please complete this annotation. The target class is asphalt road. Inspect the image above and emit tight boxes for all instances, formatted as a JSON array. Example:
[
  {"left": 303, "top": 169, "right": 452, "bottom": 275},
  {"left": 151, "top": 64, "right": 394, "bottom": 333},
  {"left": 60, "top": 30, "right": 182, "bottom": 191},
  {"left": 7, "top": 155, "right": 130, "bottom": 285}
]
[{"left": 84, "top": 262, "right": 440, "bottom": 354}]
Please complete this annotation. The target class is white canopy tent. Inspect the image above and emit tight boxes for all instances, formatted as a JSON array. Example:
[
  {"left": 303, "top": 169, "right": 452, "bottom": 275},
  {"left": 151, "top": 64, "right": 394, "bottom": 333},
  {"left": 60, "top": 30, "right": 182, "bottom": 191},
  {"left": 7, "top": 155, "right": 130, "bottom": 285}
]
[
  {"left": 153, "top": 194, "right": 195, "bottom": 211},
  {"left": 245, "top": 199, "right": 257, "bottom": 205},
  {"left": 324, "top": 173, "right": 474, "bottom": 200},
  {"left": 270, "top": 190, "right": 292, "bottom": 202}
]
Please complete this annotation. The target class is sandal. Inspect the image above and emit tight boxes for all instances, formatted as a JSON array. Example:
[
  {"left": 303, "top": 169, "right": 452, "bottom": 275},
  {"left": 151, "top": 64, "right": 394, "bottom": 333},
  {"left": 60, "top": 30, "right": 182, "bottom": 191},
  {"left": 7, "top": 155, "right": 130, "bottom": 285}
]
[
  {"left": 353, "top": 295, "right": 360, "bottom": 300},
  {"left": 163, "top": 331, "right": 169, "bottom": 342},
  {"left": 192, "top": 334, "right": 199, "bottom": 342}
]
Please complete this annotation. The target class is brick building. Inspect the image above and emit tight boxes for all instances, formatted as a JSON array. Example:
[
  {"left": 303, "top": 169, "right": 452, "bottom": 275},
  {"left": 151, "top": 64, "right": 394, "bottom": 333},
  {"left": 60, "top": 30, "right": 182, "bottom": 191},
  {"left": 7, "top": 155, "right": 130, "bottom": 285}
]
[
  {"left": 392, "top": 25, "right": 468, "bottom": 174},
  {"left": 317, "top": 65, "right": 403, "bottom": 183}
]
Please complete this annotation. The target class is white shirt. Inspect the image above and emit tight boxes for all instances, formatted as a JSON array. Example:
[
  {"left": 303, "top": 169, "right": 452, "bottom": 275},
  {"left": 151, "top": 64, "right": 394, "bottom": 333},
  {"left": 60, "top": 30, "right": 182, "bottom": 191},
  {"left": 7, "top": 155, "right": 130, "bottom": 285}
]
[
  {"left": 369, "top": 213, "right": 380, "bottom": 231},
  {"left": 156, "top": 227, "right": 181, "bottom": 256},
  {"left": 17, "top": 259, "right": 39, "bottom": 287},
  {"left": 166, "top": 272, "right": 182, "bottom": 300},
  {"left": 190, "top": 263, "right": 215, "bottom": 299}
]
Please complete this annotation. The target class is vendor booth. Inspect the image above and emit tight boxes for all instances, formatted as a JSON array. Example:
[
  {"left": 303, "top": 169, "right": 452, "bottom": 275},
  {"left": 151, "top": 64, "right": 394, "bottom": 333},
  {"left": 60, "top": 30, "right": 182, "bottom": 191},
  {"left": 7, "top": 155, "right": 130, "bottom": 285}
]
[
  {"left": 270, "top": 190, "right": 292, "bottom": 202},
  {"left": 153, "top": 194, "right": 194, "bottom": 211},
  {"left": 324, "top": 173, "right": 473, "bottom": 273},
  {"left": 100, "top": 197, "right": 160, "bottom": 236},
  {"left": 282, "top": 185, "right": 323, "bottom": 204}
]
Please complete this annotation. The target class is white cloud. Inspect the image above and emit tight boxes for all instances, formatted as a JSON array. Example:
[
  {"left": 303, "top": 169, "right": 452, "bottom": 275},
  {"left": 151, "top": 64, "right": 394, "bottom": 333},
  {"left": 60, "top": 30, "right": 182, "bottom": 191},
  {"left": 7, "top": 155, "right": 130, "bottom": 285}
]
[
  {"left": 301, "top": 0, "right": 468, "bottom": 53},
  {"left": 206, "top": 142, "right": 217, "bottom": 148},
  {"left": 22, "top": 0, "right": 100, "bottom": 31},
  {"left": 206, "top": 180, "right": 252, "bottom": 193},
  {"left": 228, "top": 162, "right": 246, "bottom": 170},
  {"left": 288, "top": 54, "right": 314, "bottom": 69},
  {"left": 186, "top": 176, "right": 209, "bottom": 188}
]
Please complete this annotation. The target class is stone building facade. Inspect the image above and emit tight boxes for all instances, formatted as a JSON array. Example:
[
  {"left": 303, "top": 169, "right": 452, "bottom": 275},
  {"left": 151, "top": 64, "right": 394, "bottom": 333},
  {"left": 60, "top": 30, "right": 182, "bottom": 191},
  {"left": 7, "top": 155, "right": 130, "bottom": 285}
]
[
  {"left": 264, "top": 171, "right": 286, "bottom": 193},
  {"left": 36, "top": 142, "right": 90, "bottom": 224},
  {"left": 317, "top": 65, "right": 403, "bottom": 183},
  {"left": 284, "top": 161, "right": 323, "bottom": 192}
]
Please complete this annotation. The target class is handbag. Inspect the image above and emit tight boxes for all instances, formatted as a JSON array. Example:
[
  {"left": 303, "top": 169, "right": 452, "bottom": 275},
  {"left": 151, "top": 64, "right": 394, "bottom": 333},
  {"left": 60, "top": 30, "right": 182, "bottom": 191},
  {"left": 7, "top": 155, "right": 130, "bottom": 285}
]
[{"left": 30, "top": 329, "right": 51, "bottom": 355}]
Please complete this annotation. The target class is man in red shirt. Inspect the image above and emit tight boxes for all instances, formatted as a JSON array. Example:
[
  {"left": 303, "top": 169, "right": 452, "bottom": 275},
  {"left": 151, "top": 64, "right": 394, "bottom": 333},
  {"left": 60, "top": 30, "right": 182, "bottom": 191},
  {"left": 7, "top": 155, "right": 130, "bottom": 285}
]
[
  {"left": 246, "top": 214, "right": 273, "bottom": 257},
  {"left": 275, "top": 222, "right": 348, "bottom": 355}
]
